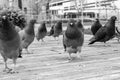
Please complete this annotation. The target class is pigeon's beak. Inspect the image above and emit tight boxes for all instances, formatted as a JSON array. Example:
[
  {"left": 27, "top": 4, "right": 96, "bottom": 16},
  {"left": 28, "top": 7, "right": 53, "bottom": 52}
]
[
  {"left": 70, "top": 23, "right": 73, "bottom": 26},
  {"left": 2, "top": 16, "right": 6, "bottom": 20}
]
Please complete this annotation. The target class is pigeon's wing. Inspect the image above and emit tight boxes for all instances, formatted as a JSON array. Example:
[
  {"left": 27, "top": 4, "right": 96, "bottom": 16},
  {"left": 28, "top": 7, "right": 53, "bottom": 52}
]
[{"left": 94, "top": 27, "right": 107, "bottom": 41}]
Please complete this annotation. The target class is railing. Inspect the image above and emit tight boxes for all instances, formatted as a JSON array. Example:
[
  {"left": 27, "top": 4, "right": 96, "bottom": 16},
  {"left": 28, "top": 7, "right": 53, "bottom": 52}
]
[{"left": 25, "top": 14, "right": 120, "bottom": 27}]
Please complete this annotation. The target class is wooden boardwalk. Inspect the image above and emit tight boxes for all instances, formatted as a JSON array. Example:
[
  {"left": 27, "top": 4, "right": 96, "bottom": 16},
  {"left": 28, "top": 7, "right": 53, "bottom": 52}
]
[{"left": 0, "top": 34, "right": 120, "bottom": 80}]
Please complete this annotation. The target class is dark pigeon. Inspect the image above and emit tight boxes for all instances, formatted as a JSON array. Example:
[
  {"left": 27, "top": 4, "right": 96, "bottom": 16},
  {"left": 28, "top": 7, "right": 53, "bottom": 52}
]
[
  {"left": 53, "top": 21, "right": 62, "bottom": 38},
  {"left": 0, "top": 14, "right": 21, "bottom": 73},
  {"left": 36, "top": 21, "right": 47, "bottom": 42},
  {"left": 19, "top": 19, "right": 36, "bottom": 55},
  {"left": 76, "top": 19, "right": 84, "bottom": 32},
  {"left": 63, "top": 19, "right": 84, "bottom": 60},
  {"left": 91, "top": 18, "right": 102, "bottom": 35},
  {"left": 89, "top": 16, "right": 117, "bottom": 45}
]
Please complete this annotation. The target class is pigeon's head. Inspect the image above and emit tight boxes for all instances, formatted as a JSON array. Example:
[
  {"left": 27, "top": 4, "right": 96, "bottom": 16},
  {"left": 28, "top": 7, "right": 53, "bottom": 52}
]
[
  {"left": 110, "top": 16, "right": 117, "bottom": 21},
  {"left": 1, "top": 15, "right": 9, "bottom": 22},
  {"left": 68, "top": 19, "right": 75, "bottom": 27},
  {"left": 2, "top": 15, "right": 7, "bottom": 20},
  {"left": 95, "top": 18, "right": 99, "bottom": 21},
  {"left": 0, "top": 10, "right": 8, "bottom": 20},
  {"left": 56, "top": 20, "right": 62, "bottom": 27},
  {"left": 94, "top": 18, "right": 99, "bottom": 22},
  {"left": 76, "top": 19, "right": 83, "bottom": 28}
]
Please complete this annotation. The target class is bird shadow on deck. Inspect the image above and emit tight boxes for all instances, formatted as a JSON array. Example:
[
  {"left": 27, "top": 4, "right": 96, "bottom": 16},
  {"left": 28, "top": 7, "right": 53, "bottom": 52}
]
[
  {"left": 88, "top": 44, "right": 111, "bottom": 48},
  {"left": 88, "top": 40, "right": 120, "bottom": 48}
]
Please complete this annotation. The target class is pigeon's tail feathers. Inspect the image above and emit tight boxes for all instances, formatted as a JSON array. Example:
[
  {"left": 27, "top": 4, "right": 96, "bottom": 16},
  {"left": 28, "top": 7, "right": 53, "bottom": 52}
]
[
  {"left": 89, "top": 36, "right": 95, "bottom": 41},
  {"left": 88, "top": 37, "right": 97, "bottom": 45}
]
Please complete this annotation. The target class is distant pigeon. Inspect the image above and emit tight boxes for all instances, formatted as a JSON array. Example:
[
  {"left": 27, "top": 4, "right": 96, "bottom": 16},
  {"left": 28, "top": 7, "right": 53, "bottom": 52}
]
[
  {"left": 63, "top": 19, "right": 84, "bottom": 60},
  {"left": 36, "top": 21, "right": 47, "bottom": 42},
  {"left": 91, "top": 19, "right": 102, "bottom": 35},
  {"left": 19, "top": 19, "right": 36, "bottom": 56},
  {"left": 76, "top": 19, "right": 84, "bottom": 32},
  {"left": 89, "top": 16, "right": 117, "bottom": 45},
  {"left": 53, "top": 21, "right": 62, "bottom": 39}
]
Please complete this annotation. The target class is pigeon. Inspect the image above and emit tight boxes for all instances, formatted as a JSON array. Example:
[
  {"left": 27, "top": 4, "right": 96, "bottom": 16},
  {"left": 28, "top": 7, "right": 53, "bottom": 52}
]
[
  {"left": 36, "top": 21, "right": 47, "bottom": 42},
  {"left": 19, "top": 19, "right": 36, "bottom": 55},
  {"left": 53, "top": 21, "right": 62, "bottom": 39},
  {"left": 76, "top": 19, "right": 84, "bottom": 32},
  {"left": 88, "top": 16, "right": 117, "bottom": 45},
  {"left": 63, "top": 19, "right": 84, "bottom": 60},
  {"left": 91, "top": 18, "right": 102, "bottom": 35},
  {"left": 0, "top": 15, "right": 21, "bottom": 73},
  {"left": 89, "top": 18, "right": 102, "bottom": 41}
]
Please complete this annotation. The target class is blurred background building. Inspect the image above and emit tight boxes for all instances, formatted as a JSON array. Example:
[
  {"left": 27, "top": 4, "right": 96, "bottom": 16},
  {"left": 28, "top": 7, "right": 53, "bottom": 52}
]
[
  {"left": 0, "top": 0, "right": 120, "bottom": 22},
  {"left": 49, "top": 0, "right": 120, "bottom": 20}
]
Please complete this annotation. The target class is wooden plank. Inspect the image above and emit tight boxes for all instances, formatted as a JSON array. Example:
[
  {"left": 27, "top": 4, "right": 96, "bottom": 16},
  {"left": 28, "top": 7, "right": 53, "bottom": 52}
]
[{"left": 0, "top": 34, "right": 120, "bottom": 80}]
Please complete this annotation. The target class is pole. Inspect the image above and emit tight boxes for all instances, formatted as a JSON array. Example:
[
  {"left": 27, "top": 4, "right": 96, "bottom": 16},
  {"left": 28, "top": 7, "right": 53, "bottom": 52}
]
[
  {"left": 104, "top": 1, "right": 107, "bottom": 20},
  {"left": 9, "top": 0, "right": 13, "bottom": 8},
  {"left": 95, "top": 0, "right": 97, "bottom": 18},
  {"left": 18, "top": 0, "right": 22, "bottom": 10},
  {"left": 98, "top": 0, "right": 101, "bottom": 19},
  {"left": 74, "top": 0, "right": 80, "bottom": 19},
  {"left": 117, "top": 8, "right": 119, "bottom": 25},
  {"left": 81, "top": 0, "right": 83, "bottom": 25},
  {"left": 106, "top": 6, "right": 107, "bottom": 20}
]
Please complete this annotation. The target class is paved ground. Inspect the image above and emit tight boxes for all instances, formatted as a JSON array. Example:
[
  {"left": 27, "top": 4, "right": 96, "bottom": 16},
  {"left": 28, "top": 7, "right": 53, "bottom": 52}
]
[
  {"left": 0, "top": 24, "right": 120, "bottom": 80},
  {"left": 0, "top": 33, "right": 120, "bottom": 80}
]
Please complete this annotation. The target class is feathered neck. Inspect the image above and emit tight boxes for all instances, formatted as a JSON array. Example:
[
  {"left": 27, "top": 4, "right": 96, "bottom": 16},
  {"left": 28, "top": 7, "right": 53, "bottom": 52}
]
[{"left": 66, "top": 25, "right": 81, "bottom": 39}]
